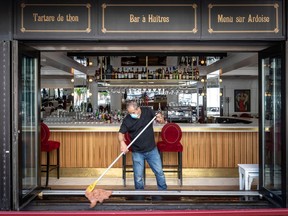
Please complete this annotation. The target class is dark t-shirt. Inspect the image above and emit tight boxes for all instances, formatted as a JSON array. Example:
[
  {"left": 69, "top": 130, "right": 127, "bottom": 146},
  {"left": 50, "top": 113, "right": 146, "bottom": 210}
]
[{"left": 119, "top": 107, "right": 156, "bottom": 153}]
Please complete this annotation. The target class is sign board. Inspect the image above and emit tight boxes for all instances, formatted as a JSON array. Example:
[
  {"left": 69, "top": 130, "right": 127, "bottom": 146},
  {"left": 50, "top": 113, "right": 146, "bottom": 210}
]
[
  {"left": 101, "top": 4, "right": 197, "bottom": 33},
  {"left": 201, "top": 0, "right": 284, "bottom": 40},
  {"left": 97, "top": 0, "right": 201, "bottom": 40},
  {"left": 15, "top": 1, "right": 95, "bottom": 39},
  {"left": 14, "top": 0, "right": 285, "bottom": 40}
]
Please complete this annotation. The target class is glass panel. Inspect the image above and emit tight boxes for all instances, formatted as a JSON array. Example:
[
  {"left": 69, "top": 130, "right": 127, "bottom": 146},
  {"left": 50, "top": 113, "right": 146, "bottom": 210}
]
[
  {"left": 206, "top": 71, "right": 221, "bottom": 117},
  {"left": 21, "top": 56, "right": 38, "bottom": 198},
  {"left": 262, "top": 57, "right": 282, "bottom": 196}
]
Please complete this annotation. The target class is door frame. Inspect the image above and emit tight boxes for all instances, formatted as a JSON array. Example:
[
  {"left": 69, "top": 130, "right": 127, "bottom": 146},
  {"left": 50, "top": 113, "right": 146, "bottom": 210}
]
[
  {"left": 12, "top": 40, "right": 41, "bottom": 210},
  {"left": 258, "top": 43, "right": 286, "bottom": 207}
]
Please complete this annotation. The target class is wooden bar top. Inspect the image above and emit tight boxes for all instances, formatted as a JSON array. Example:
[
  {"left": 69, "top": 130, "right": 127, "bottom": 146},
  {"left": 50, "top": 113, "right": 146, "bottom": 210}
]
[{"left": 47, "top": 121, "right": 258, "bottom": 132}]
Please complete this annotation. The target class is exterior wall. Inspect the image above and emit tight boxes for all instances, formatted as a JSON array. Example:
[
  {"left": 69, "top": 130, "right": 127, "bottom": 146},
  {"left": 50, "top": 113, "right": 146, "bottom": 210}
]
[
  {"left": 285, "top": 40, "right": 288, "bottom": 208},
  {"left": 0, "top": 2, "right": 12, "bottom": 40},
  {"left": 0, "top": 41, "right": 11, "bottom": 210}
]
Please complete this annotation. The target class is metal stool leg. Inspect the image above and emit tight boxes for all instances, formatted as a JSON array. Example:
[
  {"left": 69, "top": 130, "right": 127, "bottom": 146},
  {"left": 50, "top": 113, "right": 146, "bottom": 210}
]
[
  {"left": 143, "top": 162, "right": 146, "bottom": 186},
  {"left": 122, "top": 154, "right": 127, "bottom": 187},
  {"left": 45, "top": 152, "right": 50, "bottom": 187},
  {"left": 179, "top": 152, "right": 183, "bottom": 186},
  {"left": 57, "top": 148, "right": 60, "bottom": 179}
]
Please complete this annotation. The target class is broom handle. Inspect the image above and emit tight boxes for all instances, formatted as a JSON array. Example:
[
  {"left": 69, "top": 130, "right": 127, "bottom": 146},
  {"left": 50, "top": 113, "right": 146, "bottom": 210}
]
[{"left": 95, "top": 114, "right": 158, "bottom": 183}]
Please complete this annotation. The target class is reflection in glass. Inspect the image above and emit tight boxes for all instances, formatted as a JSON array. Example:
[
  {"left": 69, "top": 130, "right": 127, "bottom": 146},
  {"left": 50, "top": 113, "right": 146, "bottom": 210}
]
[
  {"left": 21, "top": 56, "right": 38, "bottom": 197},
  {"left": 262, "top": 57, "right": 282, "bottom": 196}
]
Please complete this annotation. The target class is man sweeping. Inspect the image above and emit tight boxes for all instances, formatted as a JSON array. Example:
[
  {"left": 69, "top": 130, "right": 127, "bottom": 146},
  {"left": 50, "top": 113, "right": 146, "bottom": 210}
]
[
  {"left": 118, "top": 100, "right": 167, "bottom": 191},
  {"left": 85, "top": 100, "right": 166, "bottom": 207}
]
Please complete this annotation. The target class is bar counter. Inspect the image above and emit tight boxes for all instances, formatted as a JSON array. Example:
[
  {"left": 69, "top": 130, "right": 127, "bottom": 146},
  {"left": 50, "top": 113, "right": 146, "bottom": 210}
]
[{"left": 44, "top": 120, "right": 259, "bottom": 178}]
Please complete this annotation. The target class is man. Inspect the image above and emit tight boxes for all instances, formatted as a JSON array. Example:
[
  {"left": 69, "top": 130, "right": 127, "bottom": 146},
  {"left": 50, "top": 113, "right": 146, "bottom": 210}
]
[{"left": 118, "top": 100, "right": 167, "bottom": 190}]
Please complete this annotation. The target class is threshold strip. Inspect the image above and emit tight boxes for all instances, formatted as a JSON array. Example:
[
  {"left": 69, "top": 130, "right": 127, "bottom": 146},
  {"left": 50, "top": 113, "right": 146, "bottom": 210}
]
[{"left": 41, "top": 190, "right": 260, "bottom": 196}]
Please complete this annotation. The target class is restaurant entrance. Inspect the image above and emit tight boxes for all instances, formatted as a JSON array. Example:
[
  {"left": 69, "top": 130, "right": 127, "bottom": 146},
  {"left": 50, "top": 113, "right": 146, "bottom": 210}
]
[{"left": 6, "top": 40, "right": 286, "bottom": 210}]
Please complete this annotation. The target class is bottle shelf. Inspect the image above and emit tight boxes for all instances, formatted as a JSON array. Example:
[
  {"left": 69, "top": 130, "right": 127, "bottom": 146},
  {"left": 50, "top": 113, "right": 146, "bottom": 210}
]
[{"left": 96, "top": 79, "right": 198, "bottom": 85}]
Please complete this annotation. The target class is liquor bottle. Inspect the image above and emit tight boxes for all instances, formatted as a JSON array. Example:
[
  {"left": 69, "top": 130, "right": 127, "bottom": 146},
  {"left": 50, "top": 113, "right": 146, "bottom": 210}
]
[
  {"left": 121, "top": 67, "right": 124, "bottom": 79},
  {"left": 174, "top": 67, "right": 179, "bottom": 79},
  {"left": 155, "top": 69, "right": 159, "bottom": 79},
  {"left": 124, "top": 68, "right": 128, "bottom": 79},
  {"left": 165, "top": 67, "right": 169, "bottom": 79},
  {"left": 169, "top": 67, "right": 173, "bottom": 79},
  {"left": 95, "top": 69, "right": 100, "bottom": 80},
  {"left": 133, "top": 68, "right": 136, "bottom": 79},
  {"left": 128, "top": 68, "right": 132, "bottom": 79},
  {"left": 178, "top": 67, "right": 182, "bottom": 80},
  {"left": 195, "top": 67, "right": 199, "bottom": 81},
  {"left": 148, "top": 69, "right": 153, "bottom": 79},
  {"left": 182, "top": 68, "right": 186, "bottom": 80},
  {"left": 113, "top": 68, "right": 117, "bottom": 79},
  {"left": 137, "top": 68, "right": 141, "bottom": 80},
  {"left": 187, "top": 67, "right": 190, "bottom": 80},
  {"left": 131, "top": 67, "right": 134, "bottom": 79},
  {"left": 141, "top": 67, "right": 145, "bottom": 79},
  {"left": 189, "top": 66, "right": 193, "bottom": 80},
  {"left": 111, "top": 68, "right": 115, "bottom": 79},
  {"left": 161, "top": 67, "right": 165, "bottom": 79}
]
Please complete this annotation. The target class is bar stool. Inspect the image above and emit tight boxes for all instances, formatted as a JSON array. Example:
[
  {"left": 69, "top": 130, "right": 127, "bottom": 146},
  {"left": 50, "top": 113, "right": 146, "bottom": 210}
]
[
  {"left": 41, "top": 122, "right": 60, "bottom": 187},
  {"left": 157, "top": 123, "right": 183, "bottom": 186},
  {"left": 122, "top": 132, "right": 146, "bottom": 187}
]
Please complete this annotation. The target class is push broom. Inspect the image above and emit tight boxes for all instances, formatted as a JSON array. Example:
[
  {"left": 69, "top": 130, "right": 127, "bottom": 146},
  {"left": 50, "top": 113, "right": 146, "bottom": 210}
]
[{"left": 85, "top": 114, "right": 158, "bottom": 207}]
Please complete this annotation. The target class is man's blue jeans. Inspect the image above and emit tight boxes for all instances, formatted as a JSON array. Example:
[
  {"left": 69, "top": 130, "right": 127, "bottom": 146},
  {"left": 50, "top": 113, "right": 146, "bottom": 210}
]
[{"left": 132, "top": 147, "right": 167, "bottom": 190}]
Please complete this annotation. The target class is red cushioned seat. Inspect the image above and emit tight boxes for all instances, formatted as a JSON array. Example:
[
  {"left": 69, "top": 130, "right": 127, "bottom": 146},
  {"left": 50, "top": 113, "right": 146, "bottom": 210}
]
[
  {"left": 124, "top": 132, "right": 132, "bottom": 151},
  {"left": 157, "top": 141, "right": 183, "bottom": 152},
  {"left": 157, "top": 123, "right": 183, "bottom": 186},
  {"left": 41, "top": 140, "right": 60, "bottom": 152},
  {"left": 122, "top": 132, "right": 146, "bottom": 186},
  {"left": 157, "top": 123, "right": 183, "bottom": 152},
  {"left": 41, "top": 122, "right": 60, "bottom": 187}
]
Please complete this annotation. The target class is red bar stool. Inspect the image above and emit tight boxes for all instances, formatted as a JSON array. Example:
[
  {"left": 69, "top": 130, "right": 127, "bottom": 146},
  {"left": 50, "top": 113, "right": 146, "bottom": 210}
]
[
  {"left": 41, "top": 122, "right": 60, "bottom": 187},
  {"left": 157, "top": 123, "right": 183, "bottom": 186},
  {"left": 122, "top": 132, "right": 146, "bottom": 187}
]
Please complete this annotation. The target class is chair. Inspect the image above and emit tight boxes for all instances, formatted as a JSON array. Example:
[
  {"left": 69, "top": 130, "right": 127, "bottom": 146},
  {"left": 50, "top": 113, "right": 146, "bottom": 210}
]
[
  {"left": 157, "top": 123, "right": 183, "bottom": 186},
  {"left": 41, "top": 122, "right": 60, "bottom": 187},
  {"left": 122, "top": 132, "right": 146, "bottom": 187}
]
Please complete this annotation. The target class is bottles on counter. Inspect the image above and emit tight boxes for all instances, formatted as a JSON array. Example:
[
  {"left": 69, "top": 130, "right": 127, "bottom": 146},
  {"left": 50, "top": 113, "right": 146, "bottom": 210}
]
[{"left": 95, "top": 66, "right": 200, "bottom": 81}]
